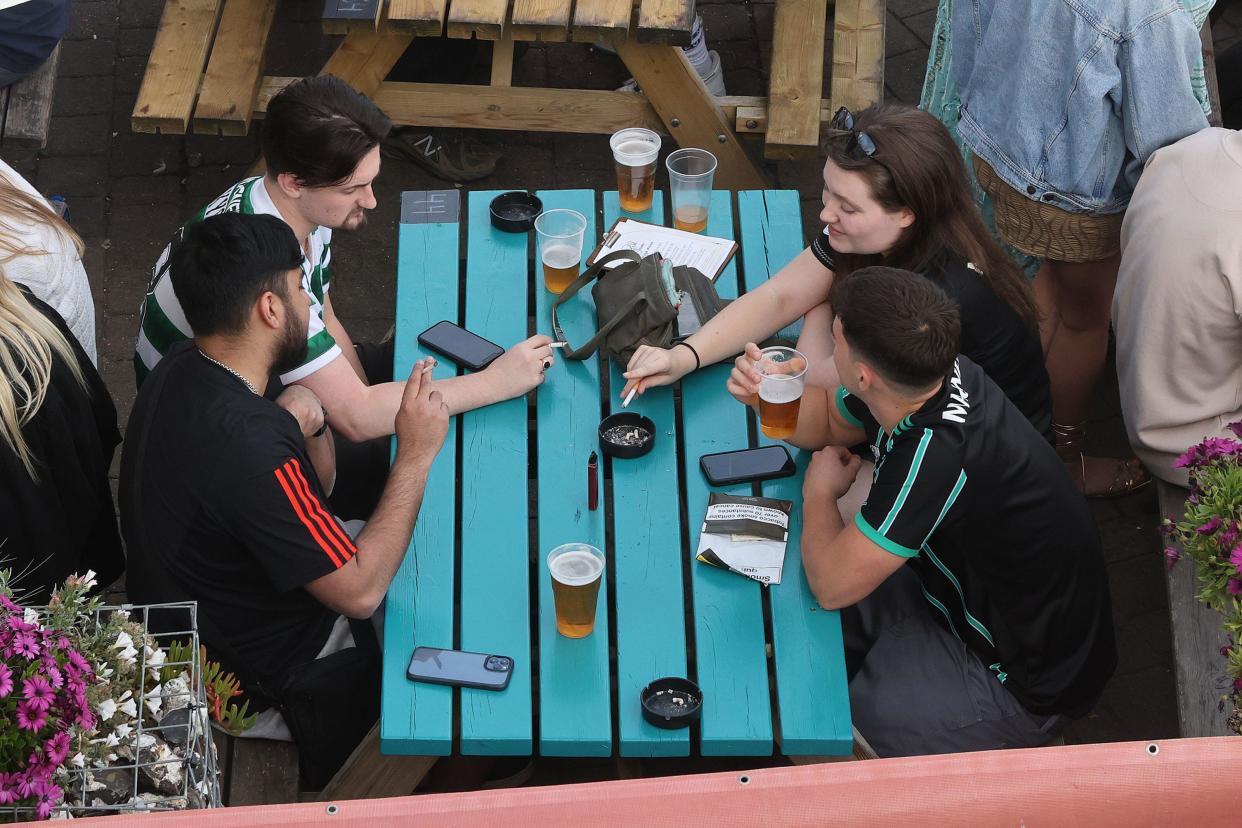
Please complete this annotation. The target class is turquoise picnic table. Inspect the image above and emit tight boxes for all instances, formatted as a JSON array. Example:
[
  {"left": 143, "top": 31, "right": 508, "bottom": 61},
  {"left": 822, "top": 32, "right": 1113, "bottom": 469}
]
[{"left": 376, "top": 185, "right": 852, "bottom": 772}]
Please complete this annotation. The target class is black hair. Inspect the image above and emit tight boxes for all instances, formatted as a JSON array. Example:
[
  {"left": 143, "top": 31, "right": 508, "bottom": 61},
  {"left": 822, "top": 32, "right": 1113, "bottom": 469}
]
[
  {"left": 829, "top": 266, "right": 961, "bottom": 390},
  {"left": 261, "top": 75, "right": 392, "bottom": 188},
  {"left": 169, "top": 213, "right": 304, "bottom": 337}
]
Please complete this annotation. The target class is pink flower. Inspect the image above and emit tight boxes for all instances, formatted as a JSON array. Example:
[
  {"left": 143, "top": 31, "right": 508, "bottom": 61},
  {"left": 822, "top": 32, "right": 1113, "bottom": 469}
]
[
  {"left": 13, "top": 771, "right": 36, "bottom": 799},
  {"left": 1231, "top": 544, "right": 1242, "bottom": 575},
  {"left": 0, "top": 663, "right": 11, "bottom": 698},
  {"left": 32, "top": 778, "right": 60, "bottom": 821},
  {"left": 15, "top": 700, "right": 47, "bottom": 732},
  {"left": 1165, "top": 547, "right": 1182, "bottom": 571},
  {"left": 64, "top": 650, "right": 90, "bottom": 677},
  {"left": 22, "top": 676, "right": 54, "bottom": 712},
  {"left": 1198, "top": 517, "right": 1223, "bottom": 535},
  {"left": 1221, "top": 523, "right": 1242, "bottom": 552},
  {"left": 0, "top": 594, "right": 18, "bottom": 613},
  {"left": 0, "top": 773, "right": 16, "bottom": 806},
  {"left": 43, "top": 731, "right": 69, "bottom": 766},
  {"left": 10, "top": 632, "right": 39, "bottom": 659},
  {"left": 1228, "top": 578, "right": 1242, "bottom": 598},
  {"left": 1228, "top": 421, "right": 1242, "bottom": 439}
]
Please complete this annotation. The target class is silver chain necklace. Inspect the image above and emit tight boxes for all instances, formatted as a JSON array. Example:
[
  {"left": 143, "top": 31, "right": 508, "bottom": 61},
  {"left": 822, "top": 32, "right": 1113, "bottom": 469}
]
[{"left": 198, "top": 350, "right": 259, "bottom": 395}]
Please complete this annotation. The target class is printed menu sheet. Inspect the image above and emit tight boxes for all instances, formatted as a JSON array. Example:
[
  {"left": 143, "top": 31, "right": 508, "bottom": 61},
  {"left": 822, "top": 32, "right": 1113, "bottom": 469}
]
[{"left": 589, "top": 218, "right": 737, "bottom": 281}]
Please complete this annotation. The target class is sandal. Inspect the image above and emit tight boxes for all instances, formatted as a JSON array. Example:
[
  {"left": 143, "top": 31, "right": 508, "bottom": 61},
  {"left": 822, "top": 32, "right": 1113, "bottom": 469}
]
[
  {"left": 1053, "top": 420, "right": 1151, "bottom": 499},
  {"left": 381, "top": 127, "right": 501, "bottom": 183}
]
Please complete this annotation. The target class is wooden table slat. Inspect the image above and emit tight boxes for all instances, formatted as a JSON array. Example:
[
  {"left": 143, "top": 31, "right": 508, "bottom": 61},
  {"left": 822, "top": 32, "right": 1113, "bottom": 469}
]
[
  {"left": 381, "top": 191, "right": 463, "bottom": 756},
  {"left": 601, "top": 191, "right": 691, "bottom": 758},
  {"left": 572, "top": 0, "right": 632, "bottom": 41},
  {"left": 458, "top": 191, "right": 536, "bottom": 755},
  {"left": 533, "top": 189, "right": 612, "bottom": 756},
  {"left": 737, "top": 190, "right": 853, "bottom": 756},
  {"left": 446, "top": 0, "right": 510, "bottom": 40},
  {"left": 192, "top": 0, "right": 278, "bottom": 136},
  {"left": 636, "top": 0, "right": 694, "bottom": 45},
  {"left": 765, "top": 0, "right": 829, "bottom": 159},
  {"left": 510, "top": 0, "right": 572, "bottom": 41},
  {"left": 132, "top": 0, "right": 225, "bottom": 134},
  {"left": 388, "top": 0, "right": 449, "bottom": 36},
  {"left": 680, "top": 190, "right": 775, "bottom": 756}
]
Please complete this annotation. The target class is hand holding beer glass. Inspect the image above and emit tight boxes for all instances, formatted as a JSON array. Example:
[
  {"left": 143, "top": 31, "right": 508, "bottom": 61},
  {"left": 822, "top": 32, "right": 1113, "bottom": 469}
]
[
  {"left": 535, "top": 209, "right": 587, "bottom": 294},
  {"left": 548, "top": 543, "right": 606, "bottom": 638},
  {"left": 666, "top": 148, "right": 718, "bottom": 233},
  {"left": 756, "top": 347, "right": 808, "bottom": 440},
  {"left": 610, "top": 128, "right": 661, "bottom": 213}
]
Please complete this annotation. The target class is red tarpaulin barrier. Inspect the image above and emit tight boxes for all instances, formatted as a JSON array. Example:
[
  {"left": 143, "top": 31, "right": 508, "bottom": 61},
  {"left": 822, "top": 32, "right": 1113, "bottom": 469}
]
[{"left": 92, "top": 738, "right": 1242, "bottom": 826}]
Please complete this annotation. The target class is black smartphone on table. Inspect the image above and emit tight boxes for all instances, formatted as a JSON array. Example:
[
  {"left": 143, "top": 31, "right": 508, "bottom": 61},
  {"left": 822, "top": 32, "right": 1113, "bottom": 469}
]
[
  {"left": 406, "top": 646, "right": 514, "bottom": 691},
  {"left": 417, "top": 320, "right": 505, "bottom": 371},
  {"left": 700, "top": 445, "right": 796, "bottom": 487}
]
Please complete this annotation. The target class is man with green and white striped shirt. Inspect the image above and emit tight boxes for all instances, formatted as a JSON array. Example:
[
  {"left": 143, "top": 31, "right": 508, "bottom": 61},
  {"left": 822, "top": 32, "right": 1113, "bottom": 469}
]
[
  {"left": 134, "top": 76, "right": 555, "bottom": 516},
  {"left": 775, "top": 267, "right": 1115, "bottom": 757}
]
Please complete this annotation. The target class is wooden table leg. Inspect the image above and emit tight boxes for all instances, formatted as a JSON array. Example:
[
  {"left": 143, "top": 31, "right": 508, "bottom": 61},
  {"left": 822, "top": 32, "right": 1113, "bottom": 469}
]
[
  {"left": 319, "top": 722, "right": 439, "bottom": 801},
  {"left": 613, "top": 39, "right": 768, "bottom": 191}
]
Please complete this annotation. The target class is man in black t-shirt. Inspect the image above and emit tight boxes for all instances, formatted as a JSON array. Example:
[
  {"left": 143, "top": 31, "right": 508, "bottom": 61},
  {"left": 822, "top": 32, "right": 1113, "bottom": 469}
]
[
  {"left": 796, "top": 266, "right": 1115, "bottom": 757},
  {"left": 119, "top": 214, "right": 448, "bottom": 781}
]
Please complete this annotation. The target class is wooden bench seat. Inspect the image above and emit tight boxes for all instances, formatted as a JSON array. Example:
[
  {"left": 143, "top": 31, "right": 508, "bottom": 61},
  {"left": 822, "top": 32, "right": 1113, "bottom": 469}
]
[{"left": 0, "top": 44, "right": 60, "bottom": 148}]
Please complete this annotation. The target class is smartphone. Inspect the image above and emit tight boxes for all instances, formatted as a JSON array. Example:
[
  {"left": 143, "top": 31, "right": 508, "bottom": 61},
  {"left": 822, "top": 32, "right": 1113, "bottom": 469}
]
[
  {"left": 700, "top": 445, "right": 796, "bottom": 487},
  {"left": 417, "top": 321, "right": 505, "bottom": 371},
  {"left": 406, "top": 646, "right": 514, "bottom": 691},
  {"left": 674, "top": 290, "right": 702, "bottom": 340}
]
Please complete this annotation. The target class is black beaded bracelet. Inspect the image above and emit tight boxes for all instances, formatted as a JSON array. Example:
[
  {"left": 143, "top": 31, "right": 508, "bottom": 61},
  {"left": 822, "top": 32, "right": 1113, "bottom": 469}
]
[{"left": 674, "top": 340, "right": 701, "bottom": 371}]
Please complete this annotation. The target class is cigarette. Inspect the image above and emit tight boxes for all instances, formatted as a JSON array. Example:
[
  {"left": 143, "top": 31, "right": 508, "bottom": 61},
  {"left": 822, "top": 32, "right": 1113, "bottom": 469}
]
[
  {"left": 421, "top": 363, "right": 435, "bottom": 374},
  {"left": 622, "top": 385, "right": 638, "bottom": 408},
  {"left": 549, "top": 342, "right": 567, "bottom": 349}
]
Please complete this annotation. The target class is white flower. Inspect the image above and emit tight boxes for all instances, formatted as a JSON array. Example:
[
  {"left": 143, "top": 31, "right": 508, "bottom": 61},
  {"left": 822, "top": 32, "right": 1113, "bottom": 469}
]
[
  {"left": 71, "top": 752, "right": 85, "bottom": 768},
  {"left": 81, "top": 569, "right": 97, "bottom": 589},
  {"left": 96, "top": 698, "right": 117, "bottom": 722},
  {"left": 113, "top": 723, "right": 133, "bottom": 741},
  {"left": 112, "top": 631, "right": 133, "bottom": 650},
  {"left": 113, "top": 609, "right": 129, "bottom": 622},
  {"left": 145, "top": 647, "right": 166, "bottom": 668},
  {"left": 144, "top": 686, "right": 163, "bottom": 717},
  {"left": 118, "top": 699, "right": 138, "bottom": 719},
  {"left": 23, "top": 607, "right": 40, "bottom": 625},
  {"left": 118, "top": 645, "right": 139, "bottom": 666}
]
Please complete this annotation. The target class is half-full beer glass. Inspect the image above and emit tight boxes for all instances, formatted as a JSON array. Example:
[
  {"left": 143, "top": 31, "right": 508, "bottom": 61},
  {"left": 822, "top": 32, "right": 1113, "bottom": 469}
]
[
  {"left": 535, "top": 209, "right": 587, "bottom": 294},
  {"left": 757, "top": 347, "right": 808, "bottom": 440},
  {"left": 610, "top": 128, "right": 661, "bottom": 213},
  {"left": 548, "top": 543, "right": 605, "bottom": 638}
]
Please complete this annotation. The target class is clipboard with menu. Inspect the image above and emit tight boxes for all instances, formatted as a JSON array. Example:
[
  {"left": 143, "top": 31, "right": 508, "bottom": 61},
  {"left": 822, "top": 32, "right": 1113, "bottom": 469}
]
[{"left": 587, "top": 217, "right": 737, "bottom": 282}]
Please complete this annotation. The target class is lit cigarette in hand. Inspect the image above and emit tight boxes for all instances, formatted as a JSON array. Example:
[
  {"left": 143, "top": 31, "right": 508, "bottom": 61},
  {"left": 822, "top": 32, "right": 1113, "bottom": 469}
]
[
  {"left": 549, "top": 342, "right": 567, "bottom": 349},
  {"left": 622, "top": 385, "right": 638, "bottom": 408}
]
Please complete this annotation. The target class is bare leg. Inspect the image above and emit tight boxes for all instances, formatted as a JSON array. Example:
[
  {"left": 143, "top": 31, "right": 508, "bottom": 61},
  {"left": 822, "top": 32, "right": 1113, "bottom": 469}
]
[{"left": 1035, "top": 254, "right": 1147, "bottom": 496}]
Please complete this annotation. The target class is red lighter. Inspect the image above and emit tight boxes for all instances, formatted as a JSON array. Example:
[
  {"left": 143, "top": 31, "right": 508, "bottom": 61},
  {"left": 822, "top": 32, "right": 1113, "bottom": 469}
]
[{"left": 588, "top": 451, "right": 599, "bottom": 511}]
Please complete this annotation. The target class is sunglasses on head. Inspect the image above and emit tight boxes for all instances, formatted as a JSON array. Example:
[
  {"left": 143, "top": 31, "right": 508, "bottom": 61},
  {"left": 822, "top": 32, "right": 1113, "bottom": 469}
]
[{"left": 830, "top": 107, "right": 882, "bottom": 163}]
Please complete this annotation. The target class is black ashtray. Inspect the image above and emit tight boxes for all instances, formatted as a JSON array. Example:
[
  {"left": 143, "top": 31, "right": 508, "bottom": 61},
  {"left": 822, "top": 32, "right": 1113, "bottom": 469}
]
[
  {"left": 641, "top": 677, "right": 703, "bottom": 729},
  {"left": 599, "top": 412, "right": 656, "bottom": 459},
  {"left": 490, "top": 191, "right": 543, "bottom": 233}
]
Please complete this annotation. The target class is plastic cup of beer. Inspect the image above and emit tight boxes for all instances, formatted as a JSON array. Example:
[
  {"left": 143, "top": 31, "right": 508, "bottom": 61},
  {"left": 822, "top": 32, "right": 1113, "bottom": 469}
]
[
  {"left": 535, "top": 209, "right": 587, "bottom": 294},
  {"left": 610, "top": 128, "right": 661, "bottom": 213},
  {"left": 757, "top": 346, "right": 808, "bottom": 440},
  {"left": 666, "top": 148, "right": 718, "bottom": 233},
  {"left": 548, "top": 543, "right": 605, "bottom": 639}
]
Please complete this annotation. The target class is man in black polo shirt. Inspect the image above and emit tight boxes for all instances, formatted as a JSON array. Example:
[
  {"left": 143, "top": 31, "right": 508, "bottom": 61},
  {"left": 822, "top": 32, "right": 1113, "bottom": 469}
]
[
  {"left": 795, "top": 266, "right": 1115, "bottom": 757},
  {"left": 120, "top": 213, "right": 448, "bottom": 785}
]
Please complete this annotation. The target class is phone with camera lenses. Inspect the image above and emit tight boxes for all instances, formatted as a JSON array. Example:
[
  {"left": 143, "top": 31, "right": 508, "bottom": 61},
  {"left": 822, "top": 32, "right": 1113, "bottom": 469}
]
[{"left": 406, "top": 646, "right": 514, "bottom": 691}]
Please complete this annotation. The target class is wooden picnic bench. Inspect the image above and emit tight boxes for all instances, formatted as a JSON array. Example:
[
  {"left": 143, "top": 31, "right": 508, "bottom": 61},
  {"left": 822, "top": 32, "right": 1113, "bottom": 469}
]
[
  {"left": 316, "top": 185, "right": 853, "bottom": 800},
  {"left": 131, "top": 0, "right": 886, "bottom": 189},
  {"left": 0, "top": 44, "right": 59, "bottom": 148}
]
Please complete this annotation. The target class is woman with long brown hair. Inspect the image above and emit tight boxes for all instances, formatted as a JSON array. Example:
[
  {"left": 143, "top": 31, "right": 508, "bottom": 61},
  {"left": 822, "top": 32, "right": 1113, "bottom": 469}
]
[
  {"left": 623, "top": 103, "right": 1052, "bottom": 442},
  {"left": 0, "top": 267, "right": 122, "bottom": 600},
  {"left": 0, "top": 158, "right": 95, "bottom": 362}
]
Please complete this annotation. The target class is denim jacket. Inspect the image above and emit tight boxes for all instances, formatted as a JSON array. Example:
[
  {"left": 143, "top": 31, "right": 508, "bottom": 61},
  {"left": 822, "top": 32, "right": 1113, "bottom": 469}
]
[{"left": 952, "top": 0, "right": 1211, "bottom": 215}]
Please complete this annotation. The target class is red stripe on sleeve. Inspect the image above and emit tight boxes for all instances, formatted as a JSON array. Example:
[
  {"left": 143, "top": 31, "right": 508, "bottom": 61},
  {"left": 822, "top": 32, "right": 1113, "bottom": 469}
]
[
  {"left": 283, "top": 459, "right": 356, "bottom": 563},
  {"left": 288, "top": 459, "right": 358, "bottom": 557},
  {"left": 274, "top": 464, "right": 344, "bottom": 569}
]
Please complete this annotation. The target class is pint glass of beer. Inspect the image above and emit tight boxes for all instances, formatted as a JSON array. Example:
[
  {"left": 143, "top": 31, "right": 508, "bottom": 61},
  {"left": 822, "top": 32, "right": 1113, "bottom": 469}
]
[
  {"left": 548, "top": 543, "right": 605, "bottom": 639},
  {"left": 534, "top": 209, "right": 588, "bottom": 294},
  {"left": 757, "top": 347, "right": 808, "bottom": 440},
  {"left": 666, "top": 148, "right": 717, "bottom": 233},
  {"left": 610, "top": 128, "right": 661, "bottom": 213}
]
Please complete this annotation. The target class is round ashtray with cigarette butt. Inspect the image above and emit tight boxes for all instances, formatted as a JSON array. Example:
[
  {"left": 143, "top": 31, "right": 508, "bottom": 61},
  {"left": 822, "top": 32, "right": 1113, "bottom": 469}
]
[
  {"left": 598, "top": 412, "right": 656, "bottom": 459},
  {"left": 641, "top": 677, "right": 703, "bottom": 729}
]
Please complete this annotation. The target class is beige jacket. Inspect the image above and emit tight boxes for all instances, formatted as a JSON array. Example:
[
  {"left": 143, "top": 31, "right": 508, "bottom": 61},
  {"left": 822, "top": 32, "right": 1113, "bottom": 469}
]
[{"left": 1113, "top": 128, "right": 1242, "bottom": 485}]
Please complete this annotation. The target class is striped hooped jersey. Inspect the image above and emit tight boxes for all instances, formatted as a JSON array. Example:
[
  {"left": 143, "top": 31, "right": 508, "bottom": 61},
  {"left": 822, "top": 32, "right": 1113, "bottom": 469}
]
[{"left": 133, "top": 177, "right": 342, "bottom": 386}]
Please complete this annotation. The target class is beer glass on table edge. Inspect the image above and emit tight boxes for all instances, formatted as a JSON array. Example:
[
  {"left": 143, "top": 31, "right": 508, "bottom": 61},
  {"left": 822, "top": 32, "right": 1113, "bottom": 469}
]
[
  {"left": 535, "top": 209, "right": 587, "bottom": 294},
  {"left": 757, "top": 346, "right": 807, "bottom": 440},
  {"left": 548, "top": 543, "right": 605, "bottom": 639},
  {"left": 610, "top": 128, "right": 661, "bottom": 213},
  {"left": 666, "top": 148, "right": 717, "bottom": 233}
]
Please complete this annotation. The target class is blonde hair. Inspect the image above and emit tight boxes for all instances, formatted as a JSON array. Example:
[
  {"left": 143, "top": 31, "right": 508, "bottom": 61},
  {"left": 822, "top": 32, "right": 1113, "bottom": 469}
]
[{"left": 0, "top": 180, "right": 87, "bottom": 481}]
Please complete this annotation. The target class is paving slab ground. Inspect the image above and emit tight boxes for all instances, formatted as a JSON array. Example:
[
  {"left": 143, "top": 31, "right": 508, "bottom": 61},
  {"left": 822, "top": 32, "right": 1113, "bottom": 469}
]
[{"left": 16, "top": 0, "right": 1242, "bottom": 785}]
